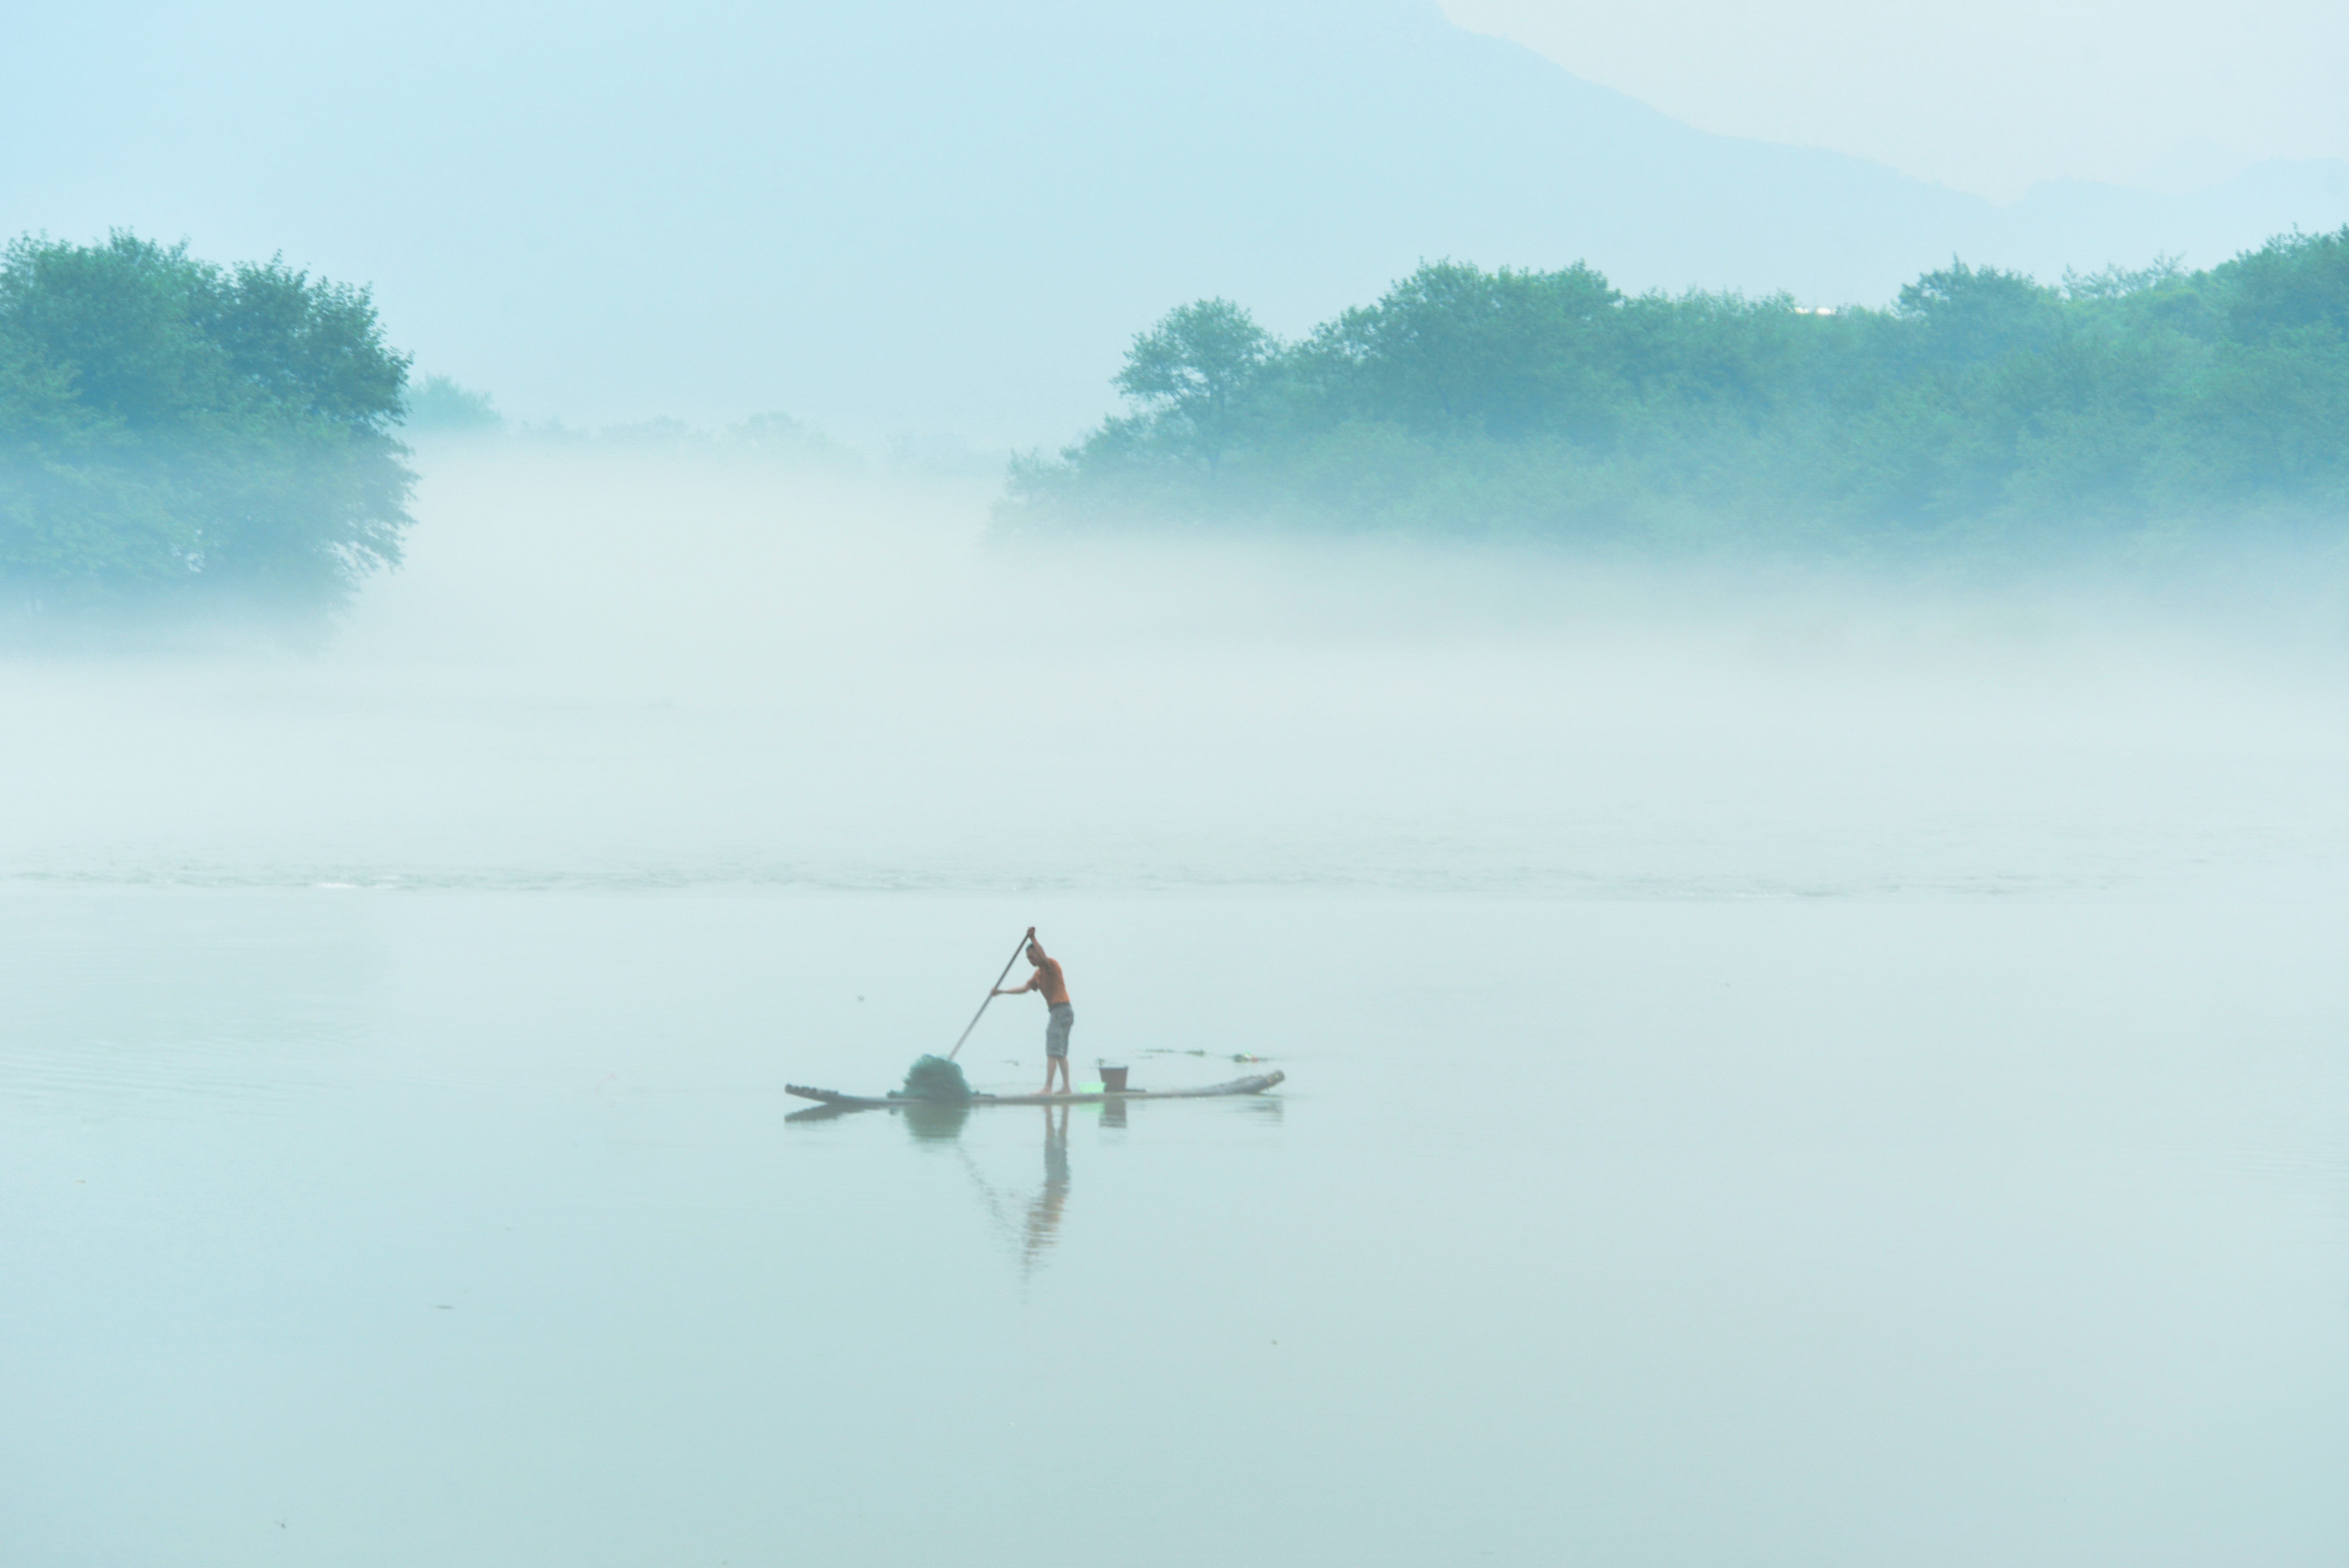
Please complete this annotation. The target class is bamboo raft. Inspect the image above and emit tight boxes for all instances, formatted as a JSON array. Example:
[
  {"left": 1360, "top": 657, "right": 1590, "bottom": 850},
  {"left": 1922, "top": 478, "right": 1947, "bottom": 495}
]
[{"left": 786, "top": 1069, "right": 1284, "bottom": 1114}]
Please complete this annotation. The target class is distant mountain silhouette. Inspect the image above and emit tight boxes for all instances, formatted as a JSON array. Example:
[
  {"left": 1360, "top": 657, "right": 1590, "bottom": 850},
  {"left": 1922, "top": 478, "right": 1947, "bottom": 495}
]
[{"left": 7, "top": 0, "right": 2342, "bottom": 441}]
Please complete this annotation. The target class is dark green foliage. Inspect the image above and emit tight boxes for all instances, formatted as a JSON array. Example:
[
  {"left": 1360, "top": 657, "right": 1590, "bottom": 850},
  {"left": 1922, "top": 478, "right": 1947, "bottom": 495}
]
[
  {"left": 896, "top": 1054, "right": 974, "bottom": 1104},
  {"left": 1895, "top": 260, "right": 2061, "bottom": 368},
  {"left": 0, "top": 230, "right": 414, "bottom": 623},
  {"left": 2223, "top": 229, "right": 2349, "bottom": 345},
  {"left": 1310, "top": 260, "right": 1624, "bottom": 441},
  {"left": 1006, "top": 230, "right": 2349, "bottom": 561}
]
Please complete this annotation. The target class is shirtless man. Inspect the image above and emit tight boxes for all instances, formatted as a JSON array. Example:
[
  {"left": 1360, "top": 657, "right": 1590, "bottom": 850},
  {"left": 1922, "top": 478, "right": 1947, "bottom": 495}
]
[{"left": 993, "top": 937, "right": 1074, "bottom": 1094}]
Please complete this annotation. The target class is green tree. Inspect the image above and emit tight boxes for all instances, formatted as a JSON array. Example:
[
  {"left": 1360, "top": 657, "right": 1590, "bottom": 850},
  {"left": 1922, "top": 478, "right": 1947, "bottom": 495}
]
[
  {"left": 1896, "top": 260, "right": 2061, "bottom": 368},
  {"left": 2218, "top": 225, "right": 2349, "bottom": 344},
  {"left": 1004, "top": 233, "right": 2349, "bottom": 560},
  {"left": 1310, "top": 261, "right": 1623, "bottom": 440},
  {"left": 0, "top": 231, "right": 414, "bottom": 620},
  {"left": 1112, "top": 298, "right": 1274, "bottom": 473}
]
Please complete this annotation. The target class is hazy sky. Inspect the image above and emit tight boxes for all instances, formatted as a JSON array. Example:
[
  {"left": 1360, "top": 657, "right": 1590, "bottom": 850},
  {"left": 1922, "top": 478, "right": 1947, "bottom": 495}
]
[
  {"left": 5, "top": 0, "right": 2342, "bottom": 435},
  {"left": 1442, "top": 0, "right": 2349, "bottom": 200}
]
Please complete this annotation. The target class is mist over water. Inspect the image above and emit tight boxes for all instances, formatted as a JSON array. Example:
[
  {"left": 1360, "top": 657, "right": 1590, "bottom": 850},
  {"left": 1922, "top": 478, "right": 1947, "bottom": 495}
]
[
  {"left": 5, "top": 446, "right": 2347, "bottom": 1565},
  {"left": 7, "top": 440, "right": 2346, "bottom": 899}
]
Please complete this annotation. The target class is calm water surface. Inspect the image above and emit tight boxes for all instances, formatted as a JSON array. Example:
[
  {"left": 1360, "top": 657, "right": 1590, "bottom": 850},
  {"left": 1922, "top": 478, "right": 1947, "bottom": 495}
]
[{"left": 4, "top": 886, "right": 2342, "bottom": 1566}]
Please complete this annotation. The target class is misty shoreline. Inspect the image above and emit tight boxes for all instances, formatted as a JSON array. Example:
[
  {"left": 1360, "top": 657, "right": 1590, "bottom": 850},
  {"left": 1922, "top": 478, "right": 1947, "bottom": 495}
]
[
  {"left": 3, "top": 442, "right": 2340, "bottom": 903},
  {"left": 14, "top": 226, "right": 2349, "bottom": 658}
]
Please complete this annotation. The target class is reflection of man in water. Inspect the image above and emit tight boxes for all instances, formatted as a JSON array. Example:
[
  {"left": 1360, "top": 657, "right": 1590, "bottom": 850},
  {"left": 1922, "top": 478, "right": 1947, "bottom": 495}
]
[
  {"left": 992, "top": 937, "right": 1074, "bottom": 1094},
  {"left": 1021, "top": 1104, "right": 1072, "bottom": 1278}
]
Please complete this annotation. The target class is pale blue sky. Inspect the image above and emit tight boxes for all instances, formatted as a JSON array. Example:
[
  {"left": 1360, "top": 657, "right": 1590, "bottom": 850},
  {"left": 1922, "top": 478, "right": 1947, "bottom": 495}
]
[{"left": 1442, "top": 0, "right": 2349, "bottom": 200}]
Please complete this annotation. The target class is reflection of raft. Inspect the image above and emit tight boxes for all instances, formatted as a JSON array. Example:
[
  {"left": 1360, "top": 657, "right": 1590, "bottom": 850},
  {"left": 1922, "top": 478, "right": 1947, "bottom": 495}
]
[{"left": 786, "top": 1070, "right": 1284, "bottom": 1113}]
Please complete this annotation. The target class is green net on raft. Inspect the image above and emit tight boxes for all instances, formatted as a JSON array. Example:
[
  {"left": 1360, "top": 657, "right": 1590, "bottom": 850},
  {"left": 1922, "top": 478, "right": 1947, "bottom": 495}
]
[{"left": 893, "top": 1054, "right": 973, "bottom": 1104}]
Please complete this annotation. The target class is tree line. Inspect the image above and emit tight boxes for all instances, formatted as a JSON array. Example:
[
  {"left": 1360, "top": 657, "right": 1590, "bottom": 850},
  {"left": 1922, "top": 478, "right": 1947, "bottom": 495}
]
[
  {"left": 0, "top": 231, "right": 413, "bottom": 624},
  {"left": 1003, "top": 227, "right": 2349, "bottom": 561}
]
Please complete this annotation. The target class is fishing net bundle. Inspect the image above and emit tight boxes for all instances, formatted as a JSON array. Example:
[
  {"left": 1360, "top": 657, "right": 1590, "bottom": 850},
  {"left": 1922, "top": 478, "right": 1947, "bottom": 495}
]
[{"left": 895, "top": 1053, "right": 973, "bottom": 1104}]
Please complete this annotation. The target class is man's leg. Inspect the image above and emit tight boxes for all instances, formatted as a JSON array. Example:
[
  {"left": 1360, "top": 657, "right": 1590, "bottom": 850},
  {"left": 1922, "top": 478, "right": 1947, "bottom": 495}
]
[{"left": 1044, "top": 1005, "right": 1073, "bottom": 1093}]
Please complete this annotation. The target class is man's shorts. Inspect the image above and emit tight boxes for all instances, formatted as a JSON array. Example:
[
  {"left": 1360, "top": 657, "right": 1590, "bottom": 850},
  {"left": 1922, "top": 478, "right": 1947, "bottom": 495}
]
[{"left": 1045, "top": 1002, "right": 1074, "bottom": 1059}]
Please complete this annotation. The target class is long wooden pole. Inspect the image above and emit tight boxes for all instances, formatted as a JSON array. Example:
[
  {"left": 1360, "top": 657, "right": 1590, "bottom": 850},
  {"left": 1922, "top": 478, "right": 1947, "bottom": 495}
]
[{"left": 947, "top": 926, "right": 1035, "bottom": 1061}]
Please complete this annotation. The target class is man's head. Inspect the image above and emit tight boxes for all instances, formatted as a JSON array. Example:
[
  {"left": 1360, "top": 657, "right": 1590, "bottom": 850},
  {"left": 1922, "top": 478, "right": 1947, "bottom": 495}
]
[{"left": 1027, "top": 938, "right": 1046, "bottom": 965}]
